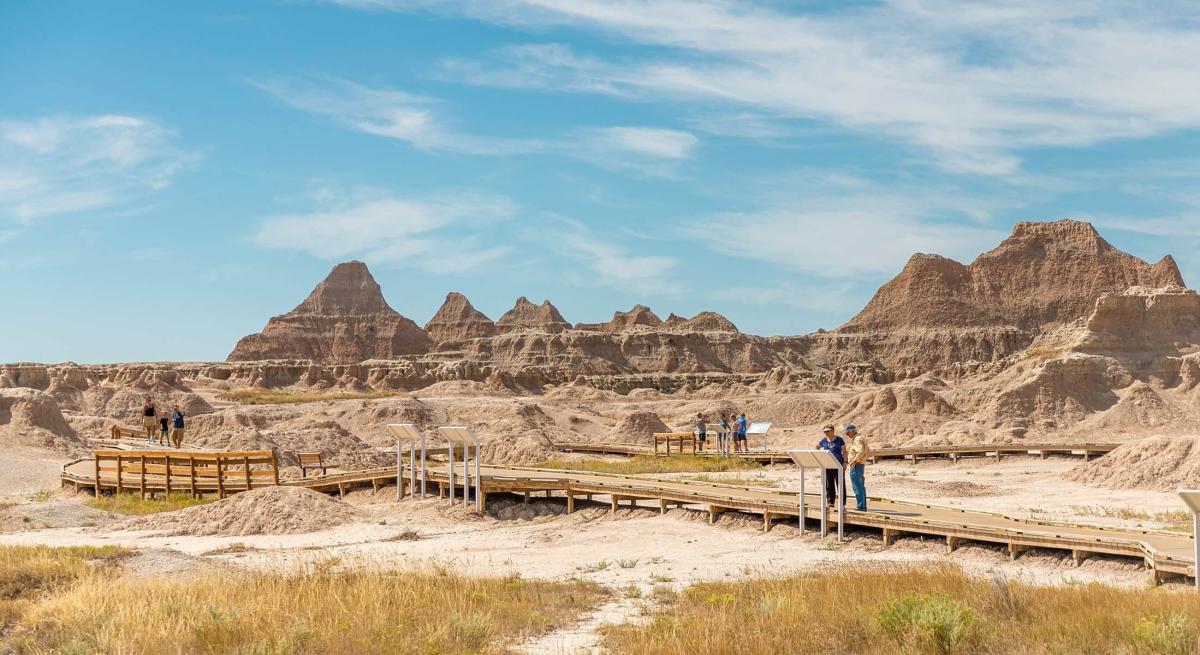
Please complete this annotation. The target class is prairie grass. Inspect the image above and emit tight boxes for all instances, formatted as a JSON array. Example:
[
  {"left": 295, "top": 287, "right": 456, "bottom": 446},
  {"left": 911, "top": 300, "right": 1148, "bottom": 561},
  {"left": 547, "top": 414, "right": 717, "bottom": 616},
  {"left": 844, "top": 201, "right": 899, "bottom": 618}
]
[
  {"left": 217, "top": 388, "right": 410, "bottom": 406},
  {"left": 1072, "top": 506, "right": 1192, "bottom": 533},
  {"left": 1023, "top": 345, "right": 1065, "bottom": 361},
  {"left": 535, "top": 455, "right": 758, "bottom": 475},
  {"left": 684, "top": 473, "right": 780, "bottom": 488},
  {"left": 1, "top": 546, "right": 605, "bottom": 655},
  {"left": 86, "top": 491, "right": 215, "bottom": 515},
  {"left": 0, "top": 545, "right": 129, "bottom": 632},
  {"left": 602, "top": 564, "right": 1200, "bottom": 655}
]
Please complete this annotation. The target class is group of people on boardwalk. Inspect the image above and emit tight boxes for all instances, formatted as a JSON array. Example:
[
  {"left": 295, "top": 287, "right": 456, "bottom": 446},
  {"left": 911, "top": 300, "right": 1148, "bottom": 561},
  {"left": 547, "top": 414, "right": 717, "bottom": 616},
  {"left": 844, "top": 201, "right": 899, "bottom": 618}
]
[
  {"left": 140, "top": 397, "right": 186, "bottom": 448},
  {"left": 694, "top": 411, "right": 749, "bottom": 454},
  {"left": 817, "top": 423, "right": 870, "bottom": 511}
]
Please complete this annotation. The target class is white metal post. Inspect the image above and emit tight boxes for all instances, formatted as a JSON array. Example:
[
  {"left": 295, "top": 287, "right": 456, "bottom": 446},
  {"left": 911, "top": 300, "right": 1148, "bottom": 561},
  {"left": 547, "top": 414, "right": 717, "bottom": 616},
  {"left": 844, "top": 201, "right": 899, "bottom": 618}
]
[
  {"left": 836, "top": 463, "right": 845, "bottom": 543},
  {"left": 1194, "top": 512, "right": 1199, "bottom": 592},
  {"left": 419, "top": 433, "right": 427, "bottom": 498},
  {"left": 462, "top": 442, "right": 469, "bottom": 508},
  {"left": 820, "top": 472, "right": 829, "bottom": 538},
  {"left": 798, "top": 467, "right": 806, "bottom": 535},
  {"left": 474, "top": 442, "right": 482, "bottom": 512},
  {"left": 447, "top": 441, "right": 455, "bottom": 504},
  {"left": 409, "top": 443, "right": 416, "bottom": 498},
  {"left": 395, "top": 439, "right": 402, "bottom": 501}
]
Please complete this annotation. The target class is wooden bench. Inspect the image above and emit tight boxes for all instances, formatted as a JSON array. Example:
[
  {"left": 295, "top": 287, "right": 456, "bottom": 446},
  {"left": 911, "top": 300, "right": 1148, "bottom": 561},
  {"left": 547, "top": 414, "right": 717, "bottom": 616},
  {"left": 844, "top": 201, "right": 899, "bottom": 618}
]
[
  {"left": 92, "top": 449, "right": 278, "bottom": 499},
  {"left": 297, "top": 452, "right": 327, "bottom": 478}
]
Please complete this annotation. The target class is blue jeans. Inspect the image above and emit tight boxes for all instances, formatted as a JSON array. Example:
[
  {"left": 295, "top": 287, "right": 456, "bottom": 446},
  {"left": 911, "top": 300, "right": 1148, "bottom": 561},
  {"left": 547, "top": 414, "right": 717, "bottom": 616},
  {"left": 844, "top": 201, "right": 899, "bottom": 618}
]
[{"left": 849, "top": 464, "right": 866, "bottom": 510}]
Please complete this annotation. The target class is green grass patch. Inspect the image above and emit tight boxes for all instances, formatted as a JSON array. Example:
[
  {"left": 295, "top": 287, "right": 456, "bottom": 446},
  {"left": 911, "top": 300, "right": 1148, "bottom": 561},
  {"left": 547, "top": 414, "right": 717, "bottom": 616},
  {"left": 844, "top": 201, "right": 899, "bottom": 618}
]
[
  {"left": 217, "top": 388, "right": 410, "bottom": 406},
  {"left": 535, "top": 455, "right": 759, "bottom": 475},
  {"left": 602, "top": 565, "right": 1200, "bottom": 655},
  {"left": 87, "top": 492, "right": 216, "bottom": 516}
]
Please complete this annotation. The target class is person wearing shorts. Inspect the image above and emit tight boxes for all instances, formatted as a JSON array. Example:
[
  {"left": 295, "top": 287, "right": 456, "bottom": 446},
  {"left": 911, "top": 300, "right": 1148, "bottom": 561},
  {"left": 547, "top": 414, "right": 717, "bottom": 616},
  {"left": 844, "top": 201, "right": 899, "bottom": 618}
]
[
  {"left": 158, "top": 412, "right": 170, "bottom": 446},
  {"left": 718, "top": 414, "right": 731, "bottom": 455},
  {"left": 169, "top": 404, "right": 185, "bottom": 449},
  {"left": 141, "top": 397, "right": 157, "bottom": 443},
  {"left": 734, "top": 413, "right": 748, "bottom": 452},
  {"left": 695, "top": 413, "right": 707, "bottom": 452}
]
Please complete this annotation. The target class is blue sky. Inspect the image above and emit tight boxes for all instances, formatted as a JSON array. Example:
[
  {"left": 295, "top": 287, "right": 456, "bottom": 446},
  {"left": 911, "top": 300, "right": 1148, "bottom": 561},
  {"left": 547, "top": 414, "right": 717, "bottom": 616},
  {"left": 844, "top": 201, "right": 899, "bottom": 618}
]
[{"left": 3, "top": 1, "right": 1200, "bottom": 363}]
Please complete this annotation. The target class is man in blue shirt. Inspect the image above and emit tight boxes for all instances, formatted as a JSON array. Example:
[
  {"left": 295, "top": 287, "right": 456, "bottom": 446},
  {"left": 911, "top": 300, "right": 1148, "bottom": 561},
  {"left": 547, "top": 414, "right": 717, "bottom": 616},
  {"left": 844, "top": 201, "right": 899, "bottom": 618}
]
[
  {"left": 816, "top": 424, "right": 846, "bottom": 506},
  {"left": 169, "top": 404, "right": 186, "bottom": 449},
  {"left": 734, "top": 413, "right": 748, "bottom": 452}
]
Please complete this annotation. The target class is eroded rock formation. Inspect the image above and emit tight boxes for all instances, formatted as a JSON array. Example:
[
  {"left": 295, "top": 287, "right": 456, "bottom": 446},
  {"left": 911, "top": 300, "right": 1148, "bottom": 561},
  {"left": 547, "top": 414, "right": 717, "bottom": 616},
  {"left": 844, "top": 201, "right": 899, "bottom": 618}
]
[
  {"left": 424, "top": 292, "right": 497, "bottom": 343},
  {"left": 228, "top": 261, "right": 433, "bottom": 363}
]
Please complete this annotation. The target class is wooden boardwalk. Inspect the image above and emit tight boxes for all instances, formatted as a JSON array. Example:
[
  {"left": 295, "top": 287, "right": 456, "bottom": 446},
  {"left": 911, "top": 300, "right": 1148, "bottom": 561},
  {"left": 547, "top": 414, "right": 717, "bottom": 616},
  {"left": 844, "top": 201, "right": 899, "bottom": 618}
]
[
  {"left": 551, "top": 441, "right": 1120, "bottom": 464},
  {"left": 62, "top": 456, "right": 1194, "bottom": 583}
]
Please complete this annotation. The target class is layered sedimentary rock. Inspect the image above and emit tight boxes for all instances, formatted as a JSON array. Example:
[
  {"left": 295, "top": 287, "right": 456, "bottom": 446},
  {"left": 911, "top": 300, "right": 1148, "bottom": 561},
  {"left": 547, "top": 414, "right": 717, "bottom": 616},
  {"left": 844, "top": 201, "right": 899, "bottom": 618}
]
[
  {"left": 228, "top": 261, "right": 433, "bottom": 363},
  {"left": 576, "top": 305, "right": 662, "bottom": 332},
  {"left": 663, "top": 311, "right": 739, "bottom": 333},
  {"left": 826, "top": 220, "right": 1183, "bottom": 370},
  {"left": 496, "top": 297, "right": 571, "bottom": 334},
  {"left": 424, "top": 292, "right": 497, "bottom": 343}
]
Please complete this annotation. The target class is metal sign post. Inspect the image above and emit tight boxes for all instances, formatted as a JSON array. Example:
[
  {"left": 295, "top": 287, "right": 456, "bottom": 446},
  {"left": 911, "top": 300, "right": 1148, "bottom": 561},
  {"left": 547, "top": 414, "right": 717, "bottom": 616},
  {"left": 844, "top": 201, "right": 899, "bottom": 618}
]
[
  {"left": 787, "top": 449, "right": 845, "bottom": 542},
  {"left": 387, "top": 423, "right": 426, "bottom": 499},
  {"left": 1179, "top": 489, "right": 1200, "bottom": 592},
  {"left": 747, "top": 422, "right": 772, "bottom": 452},
  {"left": 439, "top": 426, "right": 482, "bottom": 512}
]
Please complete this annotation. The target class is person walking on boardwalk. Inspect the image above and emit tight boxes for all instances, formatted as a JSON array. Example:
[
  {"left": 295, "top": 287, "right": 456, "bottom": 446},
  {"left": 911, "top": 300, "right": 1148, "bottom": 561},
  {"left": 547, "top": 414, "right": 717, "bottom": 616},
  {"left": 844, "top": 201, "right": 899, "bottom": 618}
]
[
  {"left": 816, "top": 424, "right": 847, "bottom": 506},
  {"left": 845, "top": 423, "right": 869, "bottom": 510},
  {"left": 141, "top": 397, "right": 157, "bottom": 443},
  {"left": 158, "top": 410, "right": 170, "bottom": 446},
  {"left": 734, "top": 412, "right": 749, "bottom": 452},
  {"left": 169, "top": 404, "right": 185, "bottom": 448},
  {"left": 695, "top": 412, "right": 708, "bottom": 453}
]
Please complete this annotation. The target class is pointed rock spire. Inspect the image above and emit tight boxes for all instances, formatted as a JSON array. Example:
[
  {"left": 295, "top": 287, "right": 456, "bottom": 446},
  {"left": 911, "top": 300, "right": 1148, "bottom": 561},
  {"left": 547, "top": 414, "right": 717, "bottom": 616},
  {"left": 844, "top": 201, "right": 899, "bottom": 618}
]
[
  {"left": 496, "top": 297, "right": 570, "bottom": 333},
  {"left": 228, "top": 261, "right": 433, "bottom": 362},
  {"left": 424, "top": 292, "right": 497, "bottom": 342}
]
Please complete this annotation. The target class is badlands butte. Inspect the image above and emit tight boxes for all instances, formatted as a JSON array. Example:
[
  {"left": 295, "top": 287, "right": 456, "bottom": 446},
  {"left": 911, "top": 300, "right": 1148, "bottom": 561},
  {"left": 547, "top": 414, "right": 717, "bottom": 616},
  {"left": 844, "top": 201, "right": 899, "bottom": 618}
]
[{"left": 3, "top": 219, "right": 1199, "bottom": 489}]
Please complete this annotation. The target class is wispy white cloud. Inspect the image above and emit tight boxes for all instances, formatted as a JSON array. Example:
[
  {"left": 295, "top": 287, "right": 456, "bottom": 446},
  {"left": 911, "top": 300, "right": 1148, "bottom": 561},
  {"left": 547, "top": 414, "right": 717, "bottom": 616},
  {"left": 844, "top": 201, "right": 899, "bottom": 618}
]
[
  {"left": 546, "top": 219, "right": 682, "bottom": 295},
  {"left": 370, "top": 0, "right": 1200, "bottom": 175},
  {"left": 257, "top": 75, "right": 699, "bottom": 173},
  {"left": 251, "top": 186, "right": 516, "bottom": 273},
  {"left": 0, "top": 114, "right": 193, "bottom": 223}
]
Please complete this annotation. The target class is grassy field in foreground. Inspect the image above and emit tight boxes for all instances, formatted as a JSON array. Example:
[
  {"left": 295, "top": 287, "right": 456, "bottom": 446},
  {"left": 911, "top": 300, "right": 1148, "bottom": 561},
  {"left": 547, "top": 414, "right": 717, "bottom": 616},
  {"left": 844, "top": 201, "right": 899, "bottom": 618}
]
[
  {"left": 0, "top": 545, "right": 605, "bottom": 655},
  {"left": 86, "top": 491, "right": 216, "bottom": 515},
  {"left": 603, "top": 565, "right": 1200, "bottom": 655},
  {"left": 217, "top": 388, "right": 410, "bottom": 405},
  {"left": 535, "top": 454, "right": 760, "bottom": 475}
]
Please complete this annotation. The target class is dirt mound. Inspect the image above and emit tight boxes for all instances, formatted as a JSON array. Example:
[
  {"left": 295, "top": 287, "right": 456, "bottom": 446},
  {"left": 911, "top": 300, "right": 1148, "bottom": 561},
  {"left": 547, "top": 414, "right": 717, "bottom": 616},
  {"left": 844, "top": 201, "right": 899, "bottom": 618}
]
[
  {"left": 1065, "top": 435, "right": 1200, "bottom": 491},
  {"left": 228, "top": 260, "right": 434, "bottom": 362},
  {"left": 117, "top": 486, "right": 361, "bottom": 536},
  {"left": 832, "top": 383, "right": 960, "bottom": 439},
  {"left": 0, "top": 388, "right": 82, "bottom": 451},
  {"left": 607, "top": 411, "right": 669, "bottom": 444},
  {"left": 424, "top": 292, "right": 497, "bottom": 342}
]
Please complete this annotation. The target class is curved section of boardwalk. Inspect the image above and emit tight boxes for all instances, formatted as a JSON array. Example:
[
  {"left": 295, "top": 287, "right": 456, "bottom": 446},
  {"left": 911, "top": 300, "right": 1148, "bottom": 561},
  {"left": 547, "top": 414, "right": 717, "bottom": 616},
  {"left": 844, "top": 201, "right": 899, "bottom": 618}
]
[{"left": 63, "top": 457, "right": 1192, "bottom": 581}]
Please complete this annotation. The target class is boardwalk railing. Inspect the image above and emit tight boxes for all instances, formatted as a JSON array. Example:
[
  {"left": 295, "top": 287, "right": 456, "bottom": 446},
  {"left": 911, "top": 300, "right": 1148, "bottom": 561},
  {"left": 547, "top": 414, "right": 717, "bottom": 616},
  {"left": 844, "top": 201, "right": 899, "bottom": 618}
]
[{"left": 79, "top": 450, "right": 279, "bottom": 499}]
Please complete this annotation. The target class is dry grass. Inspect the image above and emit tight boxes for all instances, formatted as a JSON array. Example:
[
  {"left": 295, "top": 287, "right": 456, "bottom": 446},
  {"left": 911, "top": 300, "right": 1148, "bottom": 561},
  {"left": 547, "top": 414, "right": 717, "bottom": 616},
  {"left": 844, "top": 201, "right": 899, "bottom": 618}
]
[
  {"left": 535, "top": 455, "right": 759, "bottom": 475},
  {"left": 86, "top": 492, "right": 215, "bottom": 516},
  {"left": 1072, "top": 506, "right": 1192, "bottom": 533},
  {"left": 602, "top": 564, "right": 1200, "bottom": 655},
  {"left": 0, "top": 545, "right": 130, "bottom": 632},
  {"left": 217, "top": 388, "right": 410, "bottom": 406},
  {"left": 1, "top": 547, "right": 606, "bottom": 654},
  {"left": 683, "top": 473, "right": 780, "bottom": 488},
  {"left": 1023, "top": 345, "right": 1065, "bottom": 361}
]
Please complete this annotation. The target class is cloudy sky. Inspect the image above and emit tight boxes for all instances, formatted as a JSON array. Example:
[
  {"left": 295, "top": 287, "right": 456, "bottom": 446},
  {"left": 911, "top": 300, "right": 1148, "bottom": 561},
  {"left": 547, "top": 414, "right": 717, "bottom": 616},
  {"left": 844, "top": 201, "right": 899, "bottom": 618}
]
[{"left": 3, "top": 1, "right": 1200, "bottom": 362}]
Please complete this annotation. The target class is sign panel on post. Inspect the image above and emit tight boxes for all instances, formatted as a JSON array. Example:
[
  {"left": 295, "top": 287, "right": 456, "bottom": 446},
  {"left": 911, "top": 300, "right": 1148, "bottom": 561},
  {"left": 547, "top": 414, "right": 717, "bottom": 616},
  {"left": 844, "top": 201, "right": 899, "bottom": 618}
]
[
  {"left": 787, "top": 449, "right": 845, "bottom": 542},
  {"left": 1179, "top": 489, "right": 1200, "bottom": 592}
]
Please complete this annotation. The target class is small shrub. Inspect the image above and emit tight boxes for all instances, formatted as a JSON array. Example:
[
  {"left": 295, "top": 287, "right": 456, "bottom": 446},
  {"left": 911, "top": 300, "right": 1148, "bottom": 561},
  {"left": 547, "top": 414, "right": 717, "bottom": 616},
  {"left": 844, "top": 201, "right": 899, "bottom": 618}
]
[
  {"left": 618, "top": 559, "right": 639, "bottom": 569},
  {"left": 877, "top": 593, "right": 978, "bottom": 655},
  {"left": 1130, "top": 613, "right": 1195, "bottom": 654}
]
